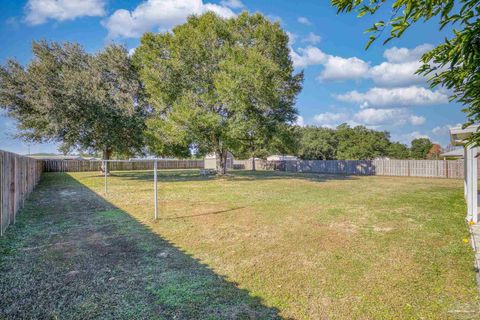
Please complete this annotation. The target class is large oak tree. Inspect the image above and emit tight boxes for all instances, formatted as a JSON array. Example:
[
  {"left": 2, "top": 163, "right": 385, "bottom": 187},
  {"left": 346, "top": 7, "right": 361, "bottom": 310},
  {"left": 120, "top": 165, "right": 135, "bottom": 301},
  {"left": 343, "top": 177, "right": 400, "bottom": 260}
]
[
  {"left": 134, "top": 12, "right": 303, "bottom": 174},
  {"left": 0, "top": 41, "right": 147, "bottom": 163}
]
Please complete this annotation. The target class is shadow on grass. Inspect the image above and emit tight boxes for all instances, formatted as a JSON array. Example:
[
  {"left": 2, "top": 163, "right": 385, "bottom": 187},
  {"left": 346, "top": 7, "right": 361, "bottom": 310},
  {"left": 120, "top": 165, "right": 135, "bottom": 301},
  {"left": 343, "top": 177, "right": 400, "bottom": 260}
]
[
  {"left": 90, "top": 169, "right": 358, "bottom": 184},
  {"left": 0, "top": 173, "right": 283, "bottom": 319},
  {"left": 163, "top": 206, "right": 246, "bottom": 220}
]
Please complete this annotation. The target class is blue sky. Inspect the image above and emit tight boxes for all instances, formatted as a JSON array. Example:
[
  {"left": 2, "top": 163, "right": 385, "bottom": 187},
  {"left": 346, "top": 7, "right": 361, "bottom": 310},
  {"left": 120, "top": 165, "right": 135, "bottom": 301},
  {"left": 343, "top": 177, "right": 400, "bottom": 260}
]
[{"left": 0, "top": 0, "right": 465, "bottom": 154}]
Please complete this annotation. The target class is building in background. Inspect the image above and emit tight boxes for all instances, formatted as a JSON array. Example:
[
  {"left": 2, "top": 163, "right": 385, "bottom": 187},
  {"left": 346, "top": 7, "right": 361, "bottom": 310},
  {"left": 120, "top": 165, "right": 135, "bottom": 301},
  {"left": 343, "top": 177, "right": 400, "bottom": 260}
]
[
  {"left": 204, "top": 152, "right": 234, "bottom": 170},
  {"left": 266, "top": 155, "right": 298, "bottom": 161}
]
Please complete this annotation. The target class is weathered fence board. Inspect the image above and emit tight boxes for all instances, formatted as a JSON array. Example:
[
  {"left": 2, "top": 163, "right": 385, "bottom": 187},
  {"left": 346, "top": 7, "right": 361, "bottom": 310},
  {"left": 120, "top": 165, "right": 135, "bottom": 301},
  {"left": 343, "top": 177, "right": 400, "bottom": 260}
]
[
  {"left": 236, "top": 158, "right": 469, "bottom": 179},
  {"left": 233, "top": 159, "right": 289, "bottom": 171},
  {"left": 46, "top": 158, "right": 468, "bottom": 178},
  {"left": 0, "top": 150, "right": 43, "bottom": 235},
  {"left": 43, "top": 159, "right": 205, "bottom": 172}
]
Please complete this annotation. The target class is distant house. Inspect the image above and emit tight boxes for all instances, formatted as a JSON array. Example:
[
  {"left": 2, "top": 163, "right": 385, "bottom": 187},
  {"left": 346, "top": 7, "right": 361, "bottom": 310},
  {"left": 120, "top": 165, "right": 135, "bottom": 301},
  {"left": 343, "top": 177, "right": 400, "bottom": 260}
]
[
  {"left": 204, "top": 152, "right": 234, "bottom": 170},
  {"left": 266, "top": 155, "right": 298, "bottom": 161},
  {"left": 439, "top": 148, "right": 464, "bottom": 160}
]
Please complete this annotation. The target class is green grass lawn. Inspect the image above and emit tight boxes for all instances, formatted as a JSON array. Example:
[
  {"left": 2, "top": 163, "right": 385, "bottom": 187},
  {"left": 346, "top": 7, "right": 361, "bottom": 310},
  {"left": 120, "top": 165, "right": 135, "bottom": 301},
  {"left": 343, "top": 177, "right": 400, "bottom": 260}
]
[{"left": 1, "top": 170, "right": 479, "bottom": 319}]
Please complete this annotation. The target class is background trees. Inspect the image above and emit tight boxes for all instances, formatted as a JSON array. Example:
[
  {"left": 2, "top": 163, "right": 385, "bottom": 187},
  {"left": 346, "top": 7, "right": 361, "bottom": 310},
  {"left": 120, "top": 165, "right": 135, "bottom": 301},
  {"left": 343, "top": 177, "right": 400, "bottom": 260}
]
[
  {"left": 0, "top": 41, "right": 147, "bottom": 162},
  {"left": 295, "top": 124, "right": 392, "bottom": 160},
  {"left": 410, "top": 138, "right": 433, "bottom": 160},
  {"left": 387, "top": 142, "right": 410, "bottom": 159},
  {"left": 297, "top": 126, "right": 338, "bottom": 160},
  {"left": 427, "top": 144, "right": 442, "bottom": 160},
  {"left": 133, "top": 12, "right": 302, "bottom": 174},
  {"left": 335, "top": 124, "right": 391, "bottom": 160},
  {"left": 294, "top": 124, "right": 437, "bottom": 160}
]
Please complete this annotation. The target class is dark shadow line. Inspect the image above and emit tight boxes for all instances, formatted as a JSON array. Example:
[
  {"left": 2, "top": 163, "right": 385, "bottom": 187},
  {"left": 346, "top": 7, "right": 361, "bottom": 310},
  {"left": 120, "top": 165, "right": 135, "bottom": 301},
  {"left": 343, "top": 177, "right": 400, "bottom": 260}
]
[{"left": 162, "top": 206, "right": 245, "bottom": 220}]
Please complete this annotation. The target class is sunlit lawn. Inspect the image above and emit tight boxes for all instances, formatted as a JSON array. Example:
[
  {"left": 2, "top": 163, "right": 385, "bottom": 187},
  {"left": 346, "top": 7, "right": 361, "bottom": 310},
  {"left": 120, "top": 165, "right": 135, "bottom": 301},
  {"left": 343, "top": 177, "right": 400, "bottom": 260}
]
[{"left": 69, "top": 169, "right": 479, "bottom": 319}]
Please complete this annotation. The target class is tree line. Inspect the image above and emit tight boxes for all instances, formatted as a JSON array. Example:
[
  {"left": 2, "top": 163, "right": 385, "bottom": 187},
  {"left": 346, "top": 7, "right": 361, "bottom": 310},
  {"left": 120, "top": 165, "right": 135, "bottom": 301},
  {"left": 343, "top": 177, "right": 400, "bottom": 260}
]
[{"left": 295, "top": 124, "right": 441, "bottom": 160}]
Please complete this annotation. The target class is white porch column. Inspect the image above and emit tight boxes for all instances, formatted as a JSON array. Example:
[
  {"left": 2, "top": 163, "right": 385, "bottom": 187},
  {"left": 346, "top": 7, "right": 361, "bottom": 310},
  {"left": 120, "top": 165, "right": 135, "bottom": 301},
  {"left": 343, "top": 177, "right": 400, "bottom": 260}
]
[
  {"left": 473, "top": 147, "right": 479, "bottom": 223},
  {"left": 466, "top": 145, "right": 478, "bottom": 222},
  {"left": 464, "top": 147, "right": 468, "bottom": 200}
]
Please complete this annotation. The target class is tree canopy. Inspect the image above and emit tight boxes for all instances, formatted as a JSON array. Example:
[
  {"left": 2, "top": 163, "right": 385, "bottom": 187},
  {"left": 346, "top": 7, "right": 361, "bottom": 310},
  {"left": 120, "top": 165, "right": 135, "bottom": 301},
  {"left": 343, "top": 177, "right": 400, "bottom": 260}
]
[
  {"left": 410, "top": 138, "right": 434, "bottom": 159},
  {"left": 133, "top": 12, "right": 302, "bottom": 173},
  {"left": 387, "top": 142, "right": 410, "bottom": 159},
  {"left": 335, "top": 124, "right": 391, "bottom": 160},
  {"left": 331, "top": 0, "right": 480, "bottom": 143},
  {"left": 427, "top": 143, "right": 442, "bottom": 159},
  {"left": 296, "top": 124, "right": 425, "bottom": 160},
  {"left": 296, "top": 126, "right": 338, "bottom": 160},
  {"left": 0, "top": 41, "right": 147, "bottom": 160}
]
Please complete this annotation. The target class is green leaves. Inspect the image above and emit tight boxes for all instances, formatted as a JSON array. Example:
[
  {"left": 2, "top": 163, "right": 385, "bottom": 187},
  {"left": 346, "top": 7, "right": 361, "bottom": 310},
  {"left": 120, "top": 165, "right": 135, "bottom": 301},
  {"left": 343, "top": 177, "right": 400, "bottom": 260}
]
[
  {"left": 134, "top": 12, "right": 302, "bottom": 162},
  {"left": 0, "top": 42, "right": 147, "bottom": 157},
  {"left": 410, "top": 138, "right": 433, "bottom": 159},
  {"left": 296, "top": 124, "right": 402, "bottom": 160}
]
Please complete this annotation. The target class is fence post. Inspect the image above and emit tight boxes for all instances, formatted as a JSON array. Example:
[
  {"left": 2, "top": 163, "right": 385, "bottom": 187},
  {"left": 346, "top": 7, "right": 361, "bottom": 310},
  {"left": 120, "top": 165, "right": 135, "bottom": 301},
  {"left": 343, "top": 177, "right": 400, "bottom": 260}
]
[
  {"left": 154, "top": 160, "right": 158, "bottom": 220},
  {"left": 104, "top": 160, "right": 107, "bottom": 195},
  {"left": 445, "top": 159, "right": 449, "bottom": 178}
]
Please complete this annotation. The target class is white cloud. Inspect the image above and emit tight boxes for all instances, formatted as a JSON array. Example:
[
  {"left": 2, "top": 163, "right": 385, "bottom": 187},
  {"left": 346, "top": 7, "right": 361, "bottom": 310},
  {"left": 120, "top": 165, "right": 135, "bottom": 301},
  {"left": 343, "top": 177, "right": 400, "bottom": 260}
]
[
  {"left": 291, "top": 46, "right": 327, "bottom": 68},
  {"left": 319, "top": 56, "right": 369, "bottom": 81},
  {"left": 291, "top": 43, "right": 434, "bottom": 86},
  {"left": 410, "top": 131, "right": 430, "bottom": 139},
  {"left": 220, "top": 0, "right": 244, "bottom": 9},
  {"left": 286, "top": 31, "right": 297, "bottom": 46},
  {"left": 310, "top": 107, "right": 425, "bottom": 129},
  {"left": 335, "top": 86, "right": 449, "bottom": 108},
  {"left": 369, "top": 44, "right": 434, "bottom": 86},
  {"left": 391, "top": 131, "right": 433, "bottom": 145},
  {"left": 291, "top": 46, "right": 370, "bottom": 81},
  {"left": 369, "top": 61, "right": 424, "bottom": 87},
  {"left": 295, "top": 115, "right": 305, "bottom": 127},
  {"left": 409, "top": 115, "right": 426, "bottom": 125},
  {"left": 302, "top": 32, "right": 321, "bottom": 45},
  {"left": 24, "top": 0, "right": 106, "bottom": 25},
  {"left": 312, "top": 112, "right": 349, "bottom": 127},
  {"left": 383, "top": 44, "right": 434, "bottom": 64},
  {"left": 354, "top": 108, "right": 425, "bottom": 126},
  {"left": 432, "top": 123, "right": 461, "bottom": 136},
  {"left": 203, "top": 3, "right": 236, "bottom": 17},
  {"left": 432, "top": 126, "right": 449, "bottom": 136},
  {"left": 297, "top": 17, "right": 312, "bottom": 25},
  {"left": 291, "top": 46, "right": 369, "bottom": 82},
  {"left": 103, "top": 0, "right": 236, "bottom": 38}
]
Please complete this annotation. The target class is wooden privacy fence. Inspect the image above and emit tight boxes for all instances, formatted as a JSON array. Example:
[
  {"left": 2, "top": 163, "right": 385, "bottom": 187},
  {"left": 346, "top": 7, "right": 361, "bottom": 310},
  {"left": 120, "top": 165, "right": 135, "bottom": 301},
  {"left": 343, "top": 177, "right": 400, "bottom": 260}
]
[
  {"left": 243, "top": 159, "right": 467, "bottom": 179},
  {"left": 43, "top": 159, "right": 205, "bottom": 172},
  {"left": 0, "top": 150, "right": 43, "bottom": 235},
  {"left": 233, "top": 159, "right": 284, "bottom": 171}
]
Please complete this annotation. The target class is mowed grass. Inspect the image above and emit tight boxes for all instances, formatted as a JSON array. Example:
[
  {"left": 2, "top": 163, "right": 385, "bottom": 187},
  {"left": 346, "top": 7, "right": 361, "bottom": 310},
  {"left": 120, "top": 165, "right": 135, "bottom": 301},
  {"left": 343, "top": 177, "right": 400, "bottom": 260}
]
[
  {"left": 73, "top": 170, "right": 478, "bottom": 319},
  {"left": 1, "top": 170, "right": 479, "bottom": 319}
]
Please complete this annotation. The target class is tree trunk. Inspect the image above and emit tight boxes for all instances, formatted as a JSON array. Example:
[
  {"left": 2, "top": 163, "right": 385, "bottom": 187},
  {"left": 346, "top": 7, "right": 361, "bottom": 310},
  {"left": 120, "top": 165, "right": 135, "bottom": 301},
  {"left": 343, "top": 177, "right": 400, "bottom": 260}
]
[
  {"left": 215, "top": 149, "right": 227, "bottom": 175},
  {"left": 251, "top": 156, "right": 256, "bottom": 171},
  {"left": 101, "top": 148, "right": 112, "bottom": 175}
]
